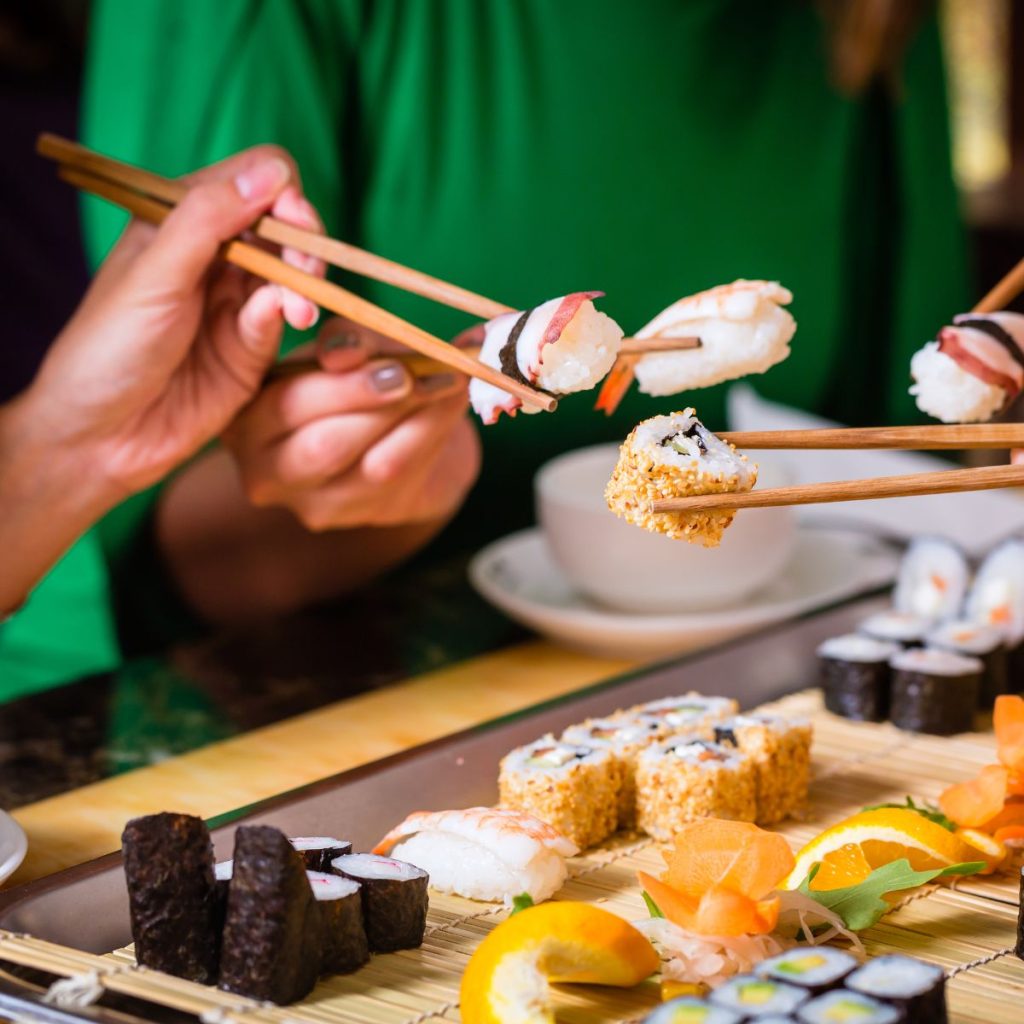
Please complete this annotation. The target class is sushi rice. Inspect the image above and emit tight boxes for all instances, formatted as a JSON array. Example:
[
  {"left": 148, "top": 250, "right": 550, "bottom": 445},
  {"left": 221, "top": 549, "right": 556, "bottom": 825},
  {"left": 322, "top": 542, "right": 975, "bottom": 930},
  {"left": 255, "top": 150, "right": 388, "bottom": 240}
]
[
  {"left": 643, "top": 997, "right": 744, "bottom": 1023},
  {"left": 967, "top": 538, "right": 1024, "bottom": 647},
  {"left": 910, "top": 341, "right": 1005, "bottom": 423},
  {"left": 709, "top": 975, "right": 808, "bottom": 1017},
  {"left": 893, "top": 537, "right": 969, "bottom": 622}
]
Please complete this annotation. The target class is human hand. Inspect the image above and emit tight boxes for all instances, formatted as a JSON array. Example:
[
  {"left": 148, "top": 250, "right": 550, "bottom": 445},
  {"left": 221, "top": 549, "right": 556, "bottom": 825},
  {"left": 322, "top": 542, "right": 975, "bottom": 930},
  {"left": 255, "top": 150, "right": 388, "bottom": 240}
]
[
  {"left": 14, "top": 144, "right": 325, "bottom": 510},
  {"left": 222, "top": 317, "right": 481, "bottom": 531}
]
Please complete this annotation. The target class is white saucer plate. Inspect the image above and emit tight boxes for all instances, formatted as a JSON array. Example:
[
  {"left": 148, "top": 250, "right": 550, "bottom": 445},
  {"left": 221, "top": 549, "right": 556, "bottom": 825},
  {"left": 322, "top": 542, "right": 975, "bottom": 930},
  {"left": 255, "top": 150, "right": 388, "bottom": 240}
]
[
  {"left": 470, "top": 527, "right": 896, "bottom": 660},
  {"left": 0, "top": 809, "right": 27, "bottom": 886}
]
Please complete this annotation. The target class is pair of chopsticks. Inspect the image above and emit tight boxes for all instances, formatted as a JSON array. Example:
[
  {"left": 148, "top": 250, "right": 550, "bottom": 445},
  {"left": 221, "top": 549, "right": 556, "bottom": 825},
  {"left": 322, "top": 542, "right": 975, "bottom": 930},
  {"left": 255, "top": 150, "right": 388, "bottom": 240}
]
[
  {"left": 653, "top": 423, "right": 1024, "bottom": 513},
  {"left": 37, "top": 134, "right": 698, "bottom": 403}
]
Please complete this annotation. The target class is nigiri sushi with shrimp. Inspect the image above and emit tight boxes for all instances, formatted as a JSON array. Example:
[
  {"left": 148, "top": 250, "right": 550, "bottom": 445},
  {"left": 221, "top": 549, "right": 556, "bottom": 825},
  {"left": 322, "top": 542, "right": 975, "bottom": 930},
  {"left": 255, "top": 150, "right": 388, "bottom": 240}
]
[
  {"left": 910, "top": 311, "right": 1024, "bottom": 422},
  {"left": 595, "top": 279, "right": 796, "bottom": 413},
  {"left": 467, "top": 292, "right": 623, "bottom": 424},
  {"left": 373, "top": 806, "right": 578, "bottom": 904}
]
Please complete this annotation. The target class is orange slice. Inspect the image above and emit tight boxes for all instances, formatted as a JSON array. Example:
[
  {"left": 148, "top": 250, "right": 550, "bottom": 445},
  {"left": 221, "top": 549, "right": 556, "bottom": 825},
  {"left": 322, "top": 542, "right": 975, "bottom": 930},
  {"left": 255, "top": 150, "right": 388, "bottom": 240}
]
[
  {"left": 956, "top": 828, "right": 1006, "bottom": 873},
  {"left": 785, "top": 807, "right": 985, "bottom": 889},
  {"left": 460, "top": 902, "right": 658, "bottom": 1024},
  {"left": 808, "top": 843, "right": 873, "bottom": 891}
]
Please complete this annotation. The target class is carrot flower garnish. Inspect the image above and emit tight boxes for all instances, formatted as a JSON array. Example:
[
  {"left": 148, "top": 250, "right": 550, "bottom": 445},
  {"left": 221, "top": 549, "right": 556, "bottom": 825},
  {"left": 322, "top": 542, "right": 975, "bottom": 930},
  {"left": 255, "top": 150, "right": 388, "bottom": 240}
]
[{"left": 637, "top": 820, "right": 795, "bottom": 937}]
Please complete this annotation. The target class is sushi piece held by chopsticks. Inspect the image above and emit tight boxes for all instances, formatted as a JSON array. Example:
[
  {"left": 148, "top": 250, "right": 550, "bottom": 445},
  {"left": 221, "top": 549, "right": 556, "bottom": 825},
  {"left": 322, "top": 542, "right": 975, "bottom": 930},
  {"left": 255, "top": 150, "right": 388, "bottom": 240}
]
[
  {"left": 595, "top": 280, "right": 796, "bottom": 414},
  {"left": 467, "top": 292, "right": 623, "bottom": 424},
  {"left": 605, "top": 409, "right": 757, "bottom": 546}
]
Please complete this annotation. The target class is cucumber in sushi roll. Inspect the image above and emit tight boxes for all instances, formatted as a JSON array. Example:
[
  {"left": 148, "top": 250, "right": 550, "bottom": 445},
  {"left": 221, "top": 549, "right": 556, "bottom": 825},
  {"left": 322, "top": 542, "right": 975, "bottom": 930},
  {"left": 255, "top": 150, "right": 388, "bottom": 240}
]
[
  {"left": 889, "top": 647, "right": 982, "bottom": 735},
  {"left": 846, "top": 954, "right": 947, "bottom": 1024},
  {"left": 331, "top": 852, "right": 428, "bottom": 953},
  {"left": 756, "top": 947, "right": 857, "bottom": 996},
  {"left": 797, "top": 989, "right": 901, "bottom": 1023},
  {"left": 625, "top": 694, "right": 739, "bottom": 734},
  {"left": 709, "top": 975, "right": 808, "bottom": 1017},
  {"left": 817, "top": 634, "right": 900, "bottom": 723},
  {"left": 644, "top": 997, "right": 743, "bottom": 1023}
]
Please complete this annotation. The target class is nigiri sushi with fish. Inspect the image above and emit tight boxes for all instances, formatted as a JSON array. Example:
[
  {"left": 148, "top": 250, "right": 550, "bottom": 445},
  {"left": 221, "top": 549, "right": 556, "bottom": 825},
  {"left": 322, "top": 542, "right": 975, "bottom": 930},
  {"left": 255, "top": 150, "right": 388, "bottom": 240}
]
[
  {"left": 595, "top": 280, "right": 796, "bottom": 412},
  {"left": 910, "top": 311, "right": 1024, "bottom": 422},
  {"left": 467, "top": 292, "right": 623, "bottom": 424},
  {"left": 373, "top": 806, "right": 578, "bottom": 904}
]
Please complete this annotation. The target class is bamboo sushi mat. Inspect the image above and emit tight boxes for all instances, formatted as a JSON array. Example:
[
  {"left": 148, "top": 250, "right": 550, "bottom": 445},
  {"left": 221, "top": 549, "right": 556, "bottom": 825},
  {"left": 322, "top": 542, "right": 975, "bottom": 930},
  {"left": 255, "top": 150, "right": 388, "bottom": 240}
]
[{"left": 3, "top": 690, "right": 1024, "bottom": 1024}]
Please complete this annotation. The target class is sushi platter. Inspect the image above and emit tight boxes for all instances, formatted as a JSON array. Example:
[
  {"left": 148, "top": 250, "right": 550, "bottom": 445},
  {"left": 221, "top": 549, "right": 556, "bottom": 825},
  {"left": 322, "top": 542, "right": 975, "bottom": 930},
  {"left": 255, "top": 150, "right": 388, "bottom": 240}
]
[{"left": 3, "top": 594, "right": 1024, "bottom": 1022}]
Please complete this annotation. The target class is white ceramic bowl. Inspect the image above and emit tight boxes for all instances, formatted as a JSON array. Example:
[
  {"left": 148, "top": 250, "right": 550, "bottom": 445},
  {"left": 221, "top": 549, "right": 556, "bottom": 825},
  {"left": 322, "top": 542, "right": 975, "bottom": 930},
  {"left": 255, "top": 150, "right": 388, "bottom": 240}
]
[{"left": 535, "top": 443, "right": 798, "bottom": 613}]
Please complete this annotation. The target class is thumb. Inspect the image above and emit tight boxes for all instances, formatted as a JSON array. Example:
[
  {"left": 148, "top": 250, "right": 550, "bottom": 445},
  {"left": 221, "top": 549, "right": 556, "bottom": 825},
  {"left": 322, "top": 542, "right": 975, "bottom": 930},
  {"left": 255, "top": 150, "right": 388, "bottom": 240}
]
[
  {"left": 231, "top": 284, "right": 286, "bottom": 383},
  {"left": 135, "top": 157, "right": 292, "bottom": 296}
]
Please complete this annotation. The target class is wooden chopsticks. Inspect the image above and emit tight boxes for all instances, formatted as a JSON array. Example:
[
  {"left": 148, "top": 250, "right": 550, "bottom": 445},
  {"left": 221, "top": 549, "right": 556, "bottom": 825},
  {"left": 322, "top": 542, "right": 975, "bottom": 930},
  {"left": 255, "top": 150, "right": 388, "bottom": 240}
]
[
  {"left": 718, "top": 423, "right": 1024, "bottom": 450},
  {"left": 46, "top": 147, "right": 557, "bottom": 412},
  {"left": 652, "top": 464, "right": 1024, "bottom": 514}
]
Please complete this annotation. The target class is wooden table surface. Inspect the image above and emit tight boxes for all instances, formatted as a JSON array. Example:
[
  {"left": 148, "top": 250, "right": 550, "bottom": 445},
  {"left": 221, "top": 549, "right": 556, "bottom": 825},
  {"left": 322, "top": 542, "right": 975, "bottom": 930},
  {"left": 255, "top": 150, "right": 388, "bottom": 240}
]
[{"left": 6, "top": 641, "right": 635, "bottom": 888}]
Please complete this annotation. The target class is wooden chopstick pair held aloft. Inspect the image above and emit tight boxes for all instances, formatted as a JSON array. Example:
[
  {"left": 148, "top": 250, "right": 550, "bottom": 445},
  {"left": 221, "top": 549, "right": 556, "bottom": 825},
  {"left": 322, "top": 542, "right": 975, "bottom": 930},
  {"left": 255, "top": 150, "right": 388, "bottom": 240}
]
[
  {"left": 653, "top": 423, "right": 1024, "bottom": 513},
  {"left": 38, "top": 133, "right": 698, "bottom": 395}
]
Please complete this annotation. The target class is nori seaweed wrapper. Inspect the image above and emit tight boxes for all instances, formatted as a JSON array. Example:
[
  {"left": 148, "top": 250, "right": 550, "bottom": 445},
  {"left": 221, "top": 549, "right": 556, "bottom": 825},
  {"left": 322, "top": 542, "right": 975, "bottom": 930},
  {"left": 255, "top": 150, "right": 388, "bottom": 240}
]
[
  {"left": 332, "top": 854, "right": 428, "bottom": 953},
  {"left": 975, "top": 647, "right": 1009, "bottom": 710},
  {"left": 121, "top": 812, "right": 222, "bottom": 984},
  {"left": 847, "top": 956, "right": 947, "bottom": 1024},
  {"left": 310, "top": 874, "right": 369, "bottom": 974},
  {"left": 820, "top": 658, "right": 890, "bottom": 722},
  {"left": 291, "top": 838, "right": 352, "bottom": 872},
  {"left": 890, "top": 668, "right": 979, "bottom": 735},
  {"left": 1017, "top": 868, "right": 1024, "bottom": 961},
  {"left": 219, "top": 826, "right": 324, "bottom": 1004}
]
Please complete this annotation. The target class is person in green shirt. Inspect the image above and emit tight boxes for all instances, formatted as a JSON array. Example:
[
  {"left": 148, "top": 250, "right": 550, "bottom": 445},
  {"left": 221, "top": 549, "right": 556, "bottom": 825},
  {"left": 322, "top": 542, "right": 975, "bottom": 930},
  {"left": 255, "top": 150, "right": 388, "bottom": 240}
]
[{"left": 3, "top": 0, "right": 970, "bottom": 696}]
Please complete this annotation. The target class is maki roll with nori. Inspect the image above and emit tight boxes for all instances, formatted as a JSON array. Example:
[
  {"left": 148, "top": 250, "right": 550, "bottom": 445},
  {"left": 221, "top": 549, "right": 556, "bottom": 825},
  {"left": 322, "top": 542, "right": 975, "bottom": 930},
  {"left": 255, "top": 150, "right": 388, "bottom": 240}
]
[
  {"left": 122, "top": 812, "right": 221, "bottom": 983},
  {"left": 331, "top": 852, "right": 428, "bottom": 953},
  {"left": 290, "top": 836, "right": 352, "bottom": 871},
  {"left": 307, "top": 871, "right": 369, "bottom": 974},
  {"left": 797, "top": 990, "right": 901, "bottom": 1023},
  {"left": 708, "top": 975, "right": 808, "bottom": 1017},
  {"left": 643, "top": 997, "right": 743, "bottom": 1023},
  {"left": 893, "top": 537, "right": 969, "bottom": 622},
  {"left": 817, "top": 634, "right": 899, "bottom": 723},
  {"left": 219, "top": 826, "right": 323, "bottom": 1004},
  {"left": 859, "top": 610, "right": 931, "bottom": 648},
  {"left": 846, "top": 954, "right": 946, "bottom": 1023},
  {"left": 889, "top": 647, "right": 982, "bottom": 735},
  {"left": 756, "top": 947, "right": 857, "bottom": 995},
  {"left": 926, "top": 620, "right": 1008, "bottom": 709},
  {"left": 968, "top": 537, "right": 1024, "bottom": 688}
]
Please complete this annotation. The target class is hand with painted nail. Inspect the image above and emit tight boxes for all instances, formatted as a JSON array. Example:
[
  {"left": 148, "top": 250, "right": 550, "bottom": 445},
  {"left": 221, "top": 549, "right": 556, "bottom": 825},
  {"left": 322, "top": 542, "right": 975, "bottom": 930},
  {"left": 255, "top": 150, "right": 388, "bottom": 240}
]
[
  {"left": 0, "top": 145, "right": 325, "bottom": 615},
  {"left": 222, "top": 317, "right": 481, "bottom": 531}
]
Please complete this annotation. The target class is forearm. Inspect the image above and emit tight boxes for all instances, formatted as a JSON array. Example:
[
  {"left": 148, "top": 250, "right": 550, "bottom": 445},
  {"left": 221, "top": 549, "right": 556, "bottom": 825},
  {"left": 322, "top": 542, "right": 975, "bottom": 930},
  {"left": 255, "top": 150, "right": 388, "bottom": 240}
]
[
  {"left": 0, "top": 394, "right": 117, "bottom": 613},
  {"left": 155, "top": 448, "right": 450, "bottom": 624}
]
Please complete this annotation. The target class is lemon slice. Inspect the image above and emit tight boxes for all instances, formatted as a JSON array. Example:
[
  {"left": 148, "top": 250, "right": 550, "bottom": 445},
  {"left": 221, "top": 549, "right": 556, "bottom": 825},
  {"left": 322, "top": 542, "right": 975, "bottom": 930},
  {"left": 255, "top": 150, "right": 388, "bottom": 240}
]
[
  {"left": 460, "top": 901, "right": 658, "bottom": 1024},
  {"left": 784, "top": 807, "right": 985, "bottom": 889}
]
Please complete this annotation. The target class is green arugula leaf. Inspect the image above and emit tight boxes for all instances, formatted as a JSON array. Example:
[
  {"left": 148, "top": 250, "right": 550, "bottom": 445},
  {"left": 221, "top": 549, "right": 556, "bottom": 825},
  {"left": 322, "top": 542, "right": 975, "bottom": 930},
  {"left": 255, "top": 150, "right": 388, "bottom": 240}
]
[
  {"left": 797, "top": 858, "right": 986, "bottom": 932},
  {"left": 510, "top": 893, "right": 535, "bottom": 915},
  {"left": 642, "top": 891, "right": 665, "bottom": 919},
  {"left": 862, "top": 796, "right": 957, "bottom": 832}
]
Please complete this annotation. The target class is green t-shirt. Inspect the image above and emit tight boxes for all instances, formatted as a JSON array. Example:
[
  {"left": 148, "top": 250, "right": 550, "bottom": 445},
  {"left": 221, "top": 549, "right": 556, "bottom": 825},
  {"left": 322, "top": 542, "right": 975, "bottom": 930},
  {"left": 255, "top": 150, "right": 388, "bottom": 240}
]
[{"left": 0, "top": 0, "right": 969, "bottom": 699}]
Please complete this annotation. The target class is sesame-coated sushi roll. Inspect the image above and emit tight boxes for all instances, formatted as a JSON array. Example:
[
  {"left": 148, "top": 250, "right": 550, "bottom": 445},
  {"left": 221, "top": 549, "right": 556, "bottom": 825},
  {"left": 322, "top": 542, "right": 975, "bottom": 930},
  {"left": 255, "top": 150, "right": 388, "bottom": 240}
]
[
  {"left": 846, "top": 954, "right": 947, "bottom": 1024},
  {"left": 797, "top": 991, "right": 900, "bottom": 1023},
  {"left": 644, "top": 998, "right": 743, "bottom": 1023},
  {"left": 624, "top": 694, "right": 739, "bottom": 735},
  {"left": 756, "top": 948, "right": 857, "bottom": 996},
  {"left": 306, "top": 871, "right": 369, "bottom": 974},
  {"left": 499, "top": 737, "right": 621, "bottom": 848},
  {"left": 605, "top": 409, "right": 757, "bottom": 546},
  {"left": 817, "top": 634, "right": 900, "bottom": 722},
  {"left": 121, "top": 813, "right": 222, "bottom": 984},
  {"left": 889, "top": 648, "right": 982, "bottom": 735},
  {"left": 561, "top": 717, "right": 664, "bottom": 829},
  {"left": 858, "top": 610, "right": 931, "bottom": 648},
  {"left": 635, "top": 739, "right": 756, "bottom": 839},
  {"left": 710, "top": 975, "right": 808, "bottom": 1018},
  {"left": 926, "top": 619, "right": 1008, "bottom": 709},
  {"left": 893, "top": 537, "right": 969, "bottom": 622},
  {"left": 713, "top": 714, "right": 812, "bottom": 825},
  {"left": 331, "top": 853, "right": 428, "bottom": 953}
]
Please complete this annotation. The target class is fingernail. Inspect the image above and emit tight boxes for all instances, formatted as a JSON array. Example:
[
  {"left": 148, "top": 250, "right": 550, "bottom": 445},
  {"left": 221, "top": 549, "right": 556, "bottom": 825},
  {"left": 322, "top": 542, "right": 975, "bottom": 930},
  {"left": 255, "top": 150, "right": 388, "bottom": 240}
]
[
  {"left": 322, "top": 330, "right": 362, "bottom": 352},
  {"left": 235, "top": 158, "right": 291, "bottom": 201},
  {"left": 370, "top": 362, "right": 409, "bottom": 392},
  {"left": 418, "top": 373, "right": 457, "bottom": 393}
]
